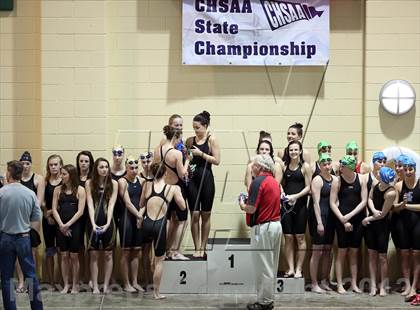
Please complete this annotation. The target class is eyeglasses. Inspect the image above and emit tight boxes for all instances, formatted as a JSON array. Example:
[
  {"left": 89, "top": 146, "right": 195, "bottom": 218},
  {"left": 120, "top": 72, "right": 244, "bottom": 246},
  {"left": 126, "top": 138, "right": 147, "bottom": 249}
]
[
  {"left": 129, "top": 166, "right": 138, "bottom": 170},
  {"left": 127, "top": 160, "right": 138, "bottom": 165},
  {"left": 140, "top": 152, "right": 153, "bottom": 160},
  {"left": 112, "top": 150, "right": 124, "bottom": 156}
]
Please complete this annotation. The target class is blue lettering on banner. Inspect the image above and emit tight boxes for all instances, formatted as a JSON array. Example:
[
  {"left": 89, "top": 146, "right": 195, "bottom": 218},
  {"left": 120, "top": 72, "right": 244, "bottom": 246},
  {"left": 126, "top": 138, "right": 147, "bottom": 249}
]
[
  {"left": 195, "top": 0, "right": 252, "bottom": 13},
  {"left": 195, "top": 19, "right": 239, "bottom": 34},
  {"left": 194, "top": 41, "right": 317, "bottom": 59}
]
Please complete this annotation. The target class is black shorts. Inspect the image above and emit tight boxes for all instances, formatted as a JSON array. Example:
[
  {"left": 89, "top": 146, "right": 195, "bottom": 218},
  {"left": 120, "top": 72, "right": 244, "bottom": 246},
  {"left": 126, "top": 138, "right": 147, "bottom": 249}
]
[
  {"left": 391, "top": 210, "right": 420, "bottom": 250},
  {"left": 142, "top": 216, "right": 166, "bottom": 257},
  {"left": 308, "top": 207, "right": 335, "bottom": 245},
  {"left": 30, "top": 228, "right": 41, "bottom": 248},
  {"left": 42, "top": 217, "right": 57, "bottom": 249},
  {"left": 166, "top": 182, "right": 188, "bottom": 221},
  {"left": 335, "top": 214, "right": 364, "bottom": 249},
  {"left": 87, "top": 221, "right": 116, "bottom": 251},
  {"left": 56, "top": 222, "right": 82, "bottom": 253},
  {"left": 118, "top": 212, "right": 144, "bottom": 248},
  {"left": 365, "top": 218, "right": 390, "bottom": 253},
  {"left": 187, "top": 170, "right": 215, "bottom": 212},
  {"left": 281, "top": 197, "right": 308, "bottom": 235}
]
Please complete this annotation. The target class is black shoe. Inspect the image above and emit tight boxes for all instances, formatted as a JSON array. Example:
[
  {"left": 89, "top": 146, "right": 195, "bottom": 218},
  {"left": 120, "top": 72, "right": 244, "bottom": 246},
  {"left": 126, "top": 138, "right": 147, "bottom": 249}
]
[{"left": 246, "top": 302, "right": 274, "bottom": 310}]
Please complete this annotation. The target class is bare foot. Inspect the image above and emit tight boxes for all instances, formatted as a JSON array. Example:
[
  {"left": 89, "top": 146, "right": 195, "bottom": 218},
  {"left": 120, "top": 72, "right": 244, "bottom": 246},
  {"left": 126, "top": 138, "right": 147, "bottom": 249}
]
[
  {"left": 294, "top": 270, "right": 303, "bottom": 278},
  {"left": 123, "top": 285, "right": 137, "bottom": 293},
  {"left": 351, "top": 286, "right": 362, "bottom": 294},
  {"left": 103, "top": 286, "right": 111, "bottom": 295},
  {"left": 48, "top": 284, "right": 56, "bottom": 292},
  {"left": 88, "top": 281, "right": 93, "bottom": 290},
  {"left": 132, "top": 284, "right": 144, "bottom": 292},
  {"left": 311, "top": 285, "right": 326, "bottom": 294},
  {"left": 70, "top": 289, "right": 79, "bottom": 294},
  {"left": 369, "top": 287, "right": 377, "bottom": 296},
  {"left": 92, "top": 288, "right": 100, "bottom": 295},
  {"left": 337, "top": 286, "right": 347, "bottom": 294},
  {"left": 193, "top": 250, "right": 201, "bottom": 258},
  {"left": 320, "top": 280, "right": 332, "bottom": 291},
  {"left": 153, "top": 293, "right": 166, "bottom": 300},
  {"left": 401, "top": 286, "right": 411, "bottom": 296},
  {"left": 16, "top": 286, "right": 26, "bottom": 294},
  {"left": 379, "top": 288, "right": 387, "bottom": 297},
  {"left": 60, "top": 286, "right": 70, "bottom": 294},
  {"left": 171, "top": 252, "right": 190, "bottom": 261}
]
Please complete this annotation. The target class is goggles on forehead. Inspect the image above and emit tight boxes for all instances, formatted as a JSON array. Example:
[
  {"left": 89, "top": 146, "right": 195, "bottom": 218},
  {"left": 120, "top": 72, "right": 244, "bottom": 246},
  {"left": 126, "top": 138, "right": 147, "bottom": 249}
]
[
  {"left": 112, "top": 150, "right": 124, "bottom": 156},
  {"left": 140, "top": 152, "right": 153, "bottom": 161}
]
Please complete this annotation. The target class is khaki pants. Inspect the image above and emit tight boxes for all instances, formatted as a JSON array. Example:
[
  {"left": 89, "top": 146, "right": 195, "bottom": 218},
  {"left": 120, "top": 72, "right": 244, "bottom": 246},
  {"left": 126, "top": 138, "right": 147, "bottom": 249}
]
[{"left": 251, "top": 221, "right": 282, "bottom": 305}]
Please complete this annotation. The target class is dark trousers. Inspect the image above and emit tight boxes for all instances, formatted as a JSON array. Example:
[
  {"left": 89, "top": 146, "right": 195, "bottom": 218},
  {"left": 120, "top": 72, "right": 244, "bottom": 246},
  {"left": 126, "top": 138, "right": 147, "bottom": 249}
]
[{"left": 0, "top": 232, "right": 43, "bottom": 310}]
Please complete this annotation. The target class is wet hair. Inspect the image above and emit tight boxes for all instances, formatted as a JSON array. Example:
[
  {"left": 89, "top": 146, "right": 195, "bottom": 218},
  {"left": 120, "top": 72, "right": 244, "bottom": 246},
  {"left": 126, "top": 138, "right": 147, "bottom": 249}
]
[
  {"left": 168, "top": 114, "right": 182, "bottom": 125},
  {"left": 151, "top": 162, "right": 166, "bottom": 180},
  {"left": 288, "top": 122, "right": 303, "bottom": 138},
  {"left": 259, "top": 130, "right": 272, "bottom": 142},
  {"left": 283, "top": 140, "right": 304, "bottom": 166},
  {"left": 193, "top": 110, "right": 211, "bottom": 127},
  {"left": 7, "top": 160, "right": 23, "bottom": 181},
  {"left": 45, "top": 154, "right": 64, "bottom": 182},
  {"left": 256, "top": 140, "right": 274, "bottom": 159},
  {"left": 76, "top": 151, "right": 94, "bottom": 179},
  {"left": 61, "top": 164, "right": 79, "bottom": 197},
  {"left": 90, "top": 157, "right": 113, "bottom": 204},
  {"left": 163, "top": 125, "right": 182, "bottom": 140}
]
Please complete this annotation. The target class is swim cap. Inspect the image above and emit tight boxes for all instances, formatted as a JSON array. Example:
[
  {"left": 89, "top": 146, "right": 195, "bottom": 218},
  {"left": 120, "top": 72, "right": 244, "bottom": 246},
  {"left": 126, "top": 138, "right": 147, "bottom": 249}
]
[
  {"left": 395, "top": 154, "right": 410, "bottom": 165},
  {"left": 372, "top": 151, "right": 386, "bottom": 164},
  {"left": 345, "top": 141, "right": 358, "bottom": 151},
  {"left": 340, "top": 155, "right": 357, "bottom": 171},
  {"left": 405, "top": 157, "right": 416, "bottom": 170},
  {"left": 317, "top": 141, "right": 331, "bottom": 153},
  {"left": 19, "top": 151, "right": 32, "bottom": 163},
  {"left": 112, "top": 144, "right": 124, "bottom": 151},
  {"left": 319, "top": 153, "right": 332, "bottom": 163},
  {"left": 379, "top": 167, "right": 396, "bottom": 184}
]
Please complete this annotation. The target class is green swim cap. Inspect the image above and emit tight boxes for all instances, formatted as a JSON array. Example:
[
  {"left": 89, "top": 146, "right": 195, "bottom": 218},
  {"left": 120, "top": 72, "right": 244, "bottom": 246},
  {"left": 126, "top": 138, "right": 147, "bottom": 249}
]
[
  {"left": 345, "top": 141, "right": 358, "bottom": 151},
  {"left": 319, "top": 153, "right": 332, "bottom": 163},
  {"left": 317, "top": 140, "right": 331, "bottom": 153},
  {"left": 340, "top": 155, "right": 357, "bottom": 171}
]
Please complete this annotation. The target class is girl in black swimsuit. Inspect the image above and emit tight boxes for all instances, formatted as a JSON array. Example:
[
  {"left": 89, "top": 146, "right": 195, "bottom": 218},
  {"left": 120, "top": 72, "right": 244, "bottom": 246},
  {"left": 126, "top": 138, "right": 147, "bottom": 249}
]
[
  {"left": 139, "top": 163, "right": 187, "bottom": 299},
  {"left": 154, "top": 125, "right": 191, "bottom": 260}
]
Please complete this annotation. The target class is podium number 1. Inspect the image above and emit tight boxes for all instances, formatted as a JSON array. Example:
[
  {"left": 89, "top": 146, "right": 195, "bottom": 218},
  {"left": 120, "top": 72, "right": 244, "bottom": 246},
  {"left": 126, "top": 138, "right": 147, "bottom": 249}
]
[
  {"left": 179, "top": 271, "right": 187, "bottom": 284},
  {"left": 228, "top": 254, "right": 234, "bottom": 268}
]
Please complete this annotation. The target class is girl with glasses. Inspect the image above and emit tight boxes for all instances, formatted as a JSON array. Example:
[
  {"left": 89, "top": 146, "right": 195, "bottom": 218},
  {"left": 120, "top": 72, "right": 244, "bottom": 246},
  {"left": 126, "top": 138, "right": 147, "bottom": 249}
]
[{"left": 118, "top": 156, "right": 144, "bottom": 293}]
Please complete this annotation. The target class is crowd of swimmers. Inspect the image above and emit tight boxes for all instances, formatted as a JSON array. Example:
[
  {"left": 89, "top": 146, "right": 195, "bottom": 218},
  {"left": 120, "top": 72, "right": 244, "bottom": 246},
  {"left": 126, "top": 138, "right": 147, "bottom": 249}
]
[{"left": 0, "top": 114, "right": 419, "bottom": 302}]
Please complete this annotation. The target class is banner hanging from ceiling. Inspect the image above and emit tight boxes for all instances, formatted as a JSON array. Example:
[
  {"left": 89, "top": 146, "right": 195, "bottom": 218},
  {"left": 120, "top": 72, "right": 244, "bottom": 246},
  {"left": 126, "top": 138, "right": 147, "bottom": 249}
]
[{"left": 182, "top": 0, "right": 329, "bottom": 66}]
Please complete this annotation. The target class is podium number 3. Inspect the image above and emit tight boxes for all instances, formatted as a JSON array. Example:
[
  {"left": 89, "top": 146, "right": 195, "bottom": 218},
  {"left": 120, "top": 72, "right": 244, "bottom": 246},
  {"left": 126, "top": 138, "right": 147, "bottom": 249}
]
[
  {"left": 228, "top": 254, "right": 234, "bottom": 268},
  {"left": 276, "top": 279, "right": 284, "bottom": 292},
  {"left": 179, "top": 271, "right": 187, "bottom": 284}
]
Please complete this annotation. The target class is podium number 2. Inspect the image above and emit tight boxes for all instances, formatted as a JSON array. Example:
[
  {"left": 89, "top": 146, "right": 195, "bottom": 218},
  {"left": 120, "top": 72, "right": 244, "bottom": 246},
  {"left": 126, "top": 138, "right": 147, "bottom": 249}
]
[
  {"left": 276, "top": 279, "right": 284, "bottom": 292},
  {"left": 228, "top": 254, "right": 234, "bottom": 268},
  {"left": 179, "top": 271, "right": 187, "bottom": 284}
]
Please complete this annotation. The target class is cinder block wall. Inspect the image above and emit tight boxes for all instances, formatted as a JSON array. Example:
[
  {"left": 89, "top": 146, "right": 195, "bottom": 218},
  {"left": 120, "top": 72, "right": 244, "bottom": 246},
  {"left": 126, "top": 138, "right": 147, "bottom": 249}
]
[{"left": 0, "top": 0, "right": 419, "bottom": 279}]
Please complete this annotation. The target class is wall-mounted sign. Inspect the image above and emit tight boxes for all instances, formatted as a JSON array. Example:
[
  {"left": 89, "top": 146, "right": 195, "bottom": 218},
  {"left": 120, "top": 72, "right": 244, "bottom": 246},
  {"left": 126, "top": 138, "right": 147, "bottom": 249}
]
[{"left": 182, "top": 0, "right": 329, "bottom": 66}]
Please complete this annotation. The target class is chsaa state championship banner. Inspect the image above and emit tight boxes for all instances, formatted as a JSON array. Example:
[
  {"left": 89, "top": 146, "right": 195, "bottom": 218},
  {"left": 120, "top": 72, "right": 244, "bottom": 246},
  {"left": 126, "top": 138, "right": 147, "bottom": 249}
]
[{"left": 182, "top": 0, "right": 329, "bottom": 66}]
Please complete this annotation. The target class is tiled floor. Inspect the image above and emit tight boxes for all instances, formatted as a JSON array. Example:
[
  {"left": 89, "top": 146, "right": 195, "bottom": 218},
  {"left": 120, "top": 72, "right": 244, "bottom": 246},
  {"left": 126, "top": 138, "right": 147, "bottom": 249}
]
[{"left": 1, "top": 290, "right": 413, "bottom": 309}]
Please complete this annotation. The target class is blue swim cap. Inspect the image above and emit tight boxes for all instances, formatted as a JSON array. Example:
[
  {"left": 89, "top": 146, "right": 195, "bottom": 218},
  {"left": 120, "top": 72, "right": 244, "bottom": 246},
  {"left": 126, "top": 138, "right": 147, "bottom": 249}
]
[
  {"left": 395, "top": 154, "right": 410, "bottom": 165},
  {"left": 379, "top": 167, "right": 396, "bottom": 184},
  {"left": 372, "top": 151, "right": 386, "bottom": 164},
  {"left": 405, "top": 157, "right": 416, "bottom": 170}
]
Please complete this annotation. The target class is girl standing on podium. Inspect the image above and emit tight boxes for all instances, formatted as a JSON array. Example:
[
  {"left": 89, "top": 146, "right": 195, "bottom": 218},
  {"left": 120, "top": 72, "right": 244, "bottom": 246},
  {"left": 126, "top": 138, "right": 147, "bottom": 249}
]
[{"left": 186, "top": 111, "right": 221, "bottom": 258}]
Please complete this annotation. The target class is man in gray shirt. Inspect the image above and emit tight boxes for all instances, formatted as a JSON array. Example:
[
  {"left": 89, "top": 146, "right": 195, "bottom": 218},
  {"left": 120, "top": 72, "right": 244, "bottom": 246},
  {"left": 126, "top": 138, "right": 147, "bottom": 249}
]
[{"left": 0, "top": 160, "right": 43, "bottom": 310}]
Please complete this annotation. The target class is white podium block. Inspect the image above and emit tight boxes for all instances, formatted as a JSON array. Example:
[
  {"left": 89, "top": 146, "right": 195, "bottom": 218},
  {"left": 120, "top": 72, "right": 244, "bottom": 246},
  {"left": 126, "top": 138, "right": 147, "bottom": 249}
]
[
  {"left": 207, "top": 238, "right": 255, "bottom": 294},
  {"left": 160, "top": 255, "right": 207, "bottom": 294},
  {"left": 275, "top": 277, "right": 305, "bottom": 294}
]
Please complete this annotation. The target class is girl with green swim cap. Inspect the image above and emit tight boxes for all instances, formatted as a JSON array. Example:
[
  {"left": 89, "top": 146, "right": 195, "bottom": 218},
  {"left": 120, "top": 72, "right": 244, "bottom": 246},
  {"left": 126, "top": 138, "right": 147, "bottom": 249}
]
[{"left": 345, "top": 141, "right": 370, "bottom": 174}]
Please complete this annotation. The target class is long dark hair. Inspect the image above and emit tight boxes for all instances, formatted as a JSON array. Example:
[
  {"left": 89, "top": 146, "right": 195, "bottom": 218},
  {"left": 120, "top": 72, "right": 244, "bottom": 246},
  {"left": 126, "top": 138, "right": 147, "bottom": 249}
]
[
  {"left": 256, "top": 140, "right": 274, "bottom": 160},
  {"left": 283, "top": 140, "right": 304, "bottom": 166},
  {"left": 90, "top": 158, "right": 113, "bottom": 204},
  {"left": 76, "top": 151, "right": 94, "bottom": 179},
  {"left": 61, "top": 164, "right": 79, "bottom": 197}
]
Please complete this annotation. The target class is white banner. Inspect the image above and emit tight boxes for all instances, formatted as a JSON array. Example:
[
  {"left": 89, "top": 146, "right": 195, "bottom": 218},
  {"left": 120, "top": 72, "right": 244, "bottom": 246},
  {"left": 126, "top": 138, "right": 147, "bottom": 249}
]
[{"left": 182, "top": 0, "right": 329, "bottom": 66}]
